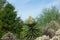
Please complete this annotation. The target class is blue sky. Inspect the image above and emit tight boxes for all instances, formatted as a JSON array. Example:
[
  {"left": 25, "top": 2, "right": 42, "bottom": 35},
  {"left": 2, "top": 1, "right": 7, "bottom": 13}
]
[{"left": 7, "top": 0, "right": 60, "bottom": 20}]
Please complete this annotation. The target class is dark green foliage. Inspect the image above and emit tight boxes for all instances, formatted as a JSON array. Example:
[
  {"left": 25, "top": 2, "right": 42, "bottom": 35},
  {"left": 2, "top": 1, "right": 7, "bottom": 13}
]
[
  {"left": 1, "top": 3, "right": 17, "bottom": 31},
  {"left": 0, "top": 0, "right": 6, "bottom": 9},
  {"left": 0, "top": 2, "right": 23, "bottom": 39}
]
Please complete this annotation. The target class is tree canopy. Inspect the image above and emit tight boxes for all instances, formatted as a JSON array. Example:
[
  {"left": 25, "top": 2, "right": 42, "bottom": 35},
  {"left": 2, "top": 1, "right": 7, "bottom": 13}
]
[
  {"left": 0, "top": 2, "right": 23, "bottom": 39},
  {"left": 37, "top": 7, "right": 60, "bottom": 27}
]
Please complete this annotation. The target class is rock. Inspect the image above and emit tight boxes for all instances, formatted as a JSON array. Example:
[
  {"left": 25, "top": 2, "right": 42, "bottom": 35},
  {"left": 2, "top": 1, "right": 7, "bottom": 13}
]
[
  {"left": 55, "top": 29, "right": 60, "bottom": 36},
  {"left": 1, "top": 32, "right": 16, "bottom": 40},
  {"left": 50, "top": 29, "right": 60, "bottom": 40},
  {"left": 43, "top": 21, "right": 60, "bottom": 38},
  {"left": 42, "top": 35, "right": 49, "bottom": 40},
  {"left": 35, "top": 37, "right": 42, "bottom": 40},
  {"left": 50, "top": 36, "right": 59, "bottom": 40},
  {"left": 48, "top": 29, "right": 55, "bottom": 38},
  {"left": 35, "top": 35, "right": 49, "bottom": 40}
]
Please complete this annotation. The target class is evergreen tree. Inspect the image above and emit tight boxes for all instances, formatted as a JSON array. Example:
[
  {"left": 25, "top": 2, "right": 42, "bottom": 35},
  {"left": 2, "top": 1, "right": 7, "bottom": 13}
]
[
  {"left": 0, "top": 0, "right": 6, "bottom": 9},
  {"left": 0, "top": 3, "right": 23, "bottom": 39}
]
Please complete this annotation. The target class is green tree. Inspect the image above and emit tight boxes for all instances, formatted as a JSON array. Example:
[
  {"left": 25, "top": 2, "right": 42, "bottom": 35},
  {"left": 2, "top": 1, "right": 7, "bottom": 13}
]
[
  {"left": 37, "top": 6, "right": 60, "bottom": 27},
  {"left": 0, "top": 0, "right": 6, "bottom": 9},
  {"left": 0, "top": 3, "right": 23, "bottom": 39},
  {"left": 36, "top": 6, "right": 60, "bottom": 37}
]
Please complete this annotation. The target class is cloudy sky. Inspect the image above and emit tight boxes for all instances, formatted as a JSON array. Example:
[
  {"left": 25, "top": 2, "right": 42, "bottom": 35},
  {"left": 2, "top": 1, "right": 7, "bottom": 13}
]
[{"left": 7, "top": 0, "right": 60, "bottom": 20}]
